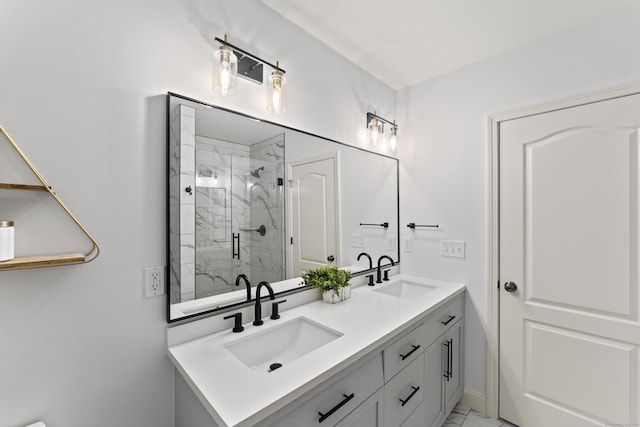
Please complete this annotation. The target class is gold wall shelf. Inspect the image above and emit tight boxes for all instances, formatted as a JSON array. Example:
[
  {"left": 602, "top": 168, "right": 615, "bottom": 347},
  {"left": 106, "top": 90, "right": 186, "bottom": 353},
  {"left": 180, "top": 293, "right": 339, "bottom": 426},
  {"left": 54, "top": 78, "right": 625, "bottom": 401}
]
[{"left": 0, "top": 124, "right": 100, "bottom": 271}]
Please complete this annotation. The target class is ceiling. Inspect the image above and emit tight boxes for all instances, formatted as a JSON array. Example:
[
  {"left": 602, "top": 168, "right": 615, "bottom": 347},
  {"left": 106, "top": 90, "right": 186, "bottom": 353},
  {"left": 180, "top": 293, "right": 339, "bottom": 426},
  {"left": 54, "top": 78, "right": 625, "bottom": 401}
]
[{"left": 262, "top": 0, "right": 635, "bottom": 90}]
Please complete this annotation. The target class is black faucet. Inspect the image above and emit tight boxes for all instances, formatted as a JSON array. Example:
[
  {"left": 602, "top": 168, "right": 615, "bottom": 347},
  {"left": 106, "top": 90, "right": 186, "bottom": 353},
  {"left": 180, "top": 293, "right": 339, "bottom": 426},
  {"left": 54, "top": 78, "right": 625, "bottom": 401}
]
[
  {"left": 357, "top": 252, "right": 372, "bottom": 270},
  {"left": 253, "top": 281, "right": 275, "bottom": 326},
  {"left": 376, "top": 255, "right": 395, "bottom": 283},
  {"left": 235, "top": 274, "right": 252, "bottom": 302}
]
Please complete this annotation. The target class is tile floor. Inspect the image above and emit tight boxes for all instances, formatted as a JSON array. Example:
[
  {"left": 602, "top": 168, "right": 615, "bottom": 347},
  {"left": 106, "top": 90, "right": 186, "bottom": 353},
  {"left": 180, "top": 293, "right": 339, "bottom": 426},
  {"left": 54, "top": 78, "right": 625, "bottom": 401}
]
[{"left": 443, "top": 403, "right": 517, "bottom": 427}]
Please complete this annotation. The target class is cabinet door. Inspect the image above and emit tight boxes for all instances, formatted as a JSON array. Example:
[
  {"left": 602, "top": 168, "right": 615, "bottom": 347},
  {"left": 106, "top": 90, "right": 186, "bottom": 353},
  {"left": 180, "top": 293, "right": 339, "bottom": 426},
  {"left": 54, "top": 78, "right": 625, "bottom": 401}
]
[
  {"left": 424, "top": 339, "right": 444, "bottom": 427},
  {"left": 443, "top": 320, "right": 463, "bottom": 413},
  {"left": 337, "top": 389, "right": 383, "bottom": 427}
]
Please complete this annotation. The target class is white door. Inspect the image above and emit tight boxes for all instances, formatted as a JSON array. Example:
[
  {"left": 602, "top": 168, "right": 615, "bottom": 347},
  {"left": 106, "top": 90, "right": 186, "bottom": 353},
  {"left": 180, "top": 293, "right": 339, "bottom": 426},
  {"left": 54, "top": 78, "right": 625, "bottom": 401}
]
[
  {"left": 289, "top": 154, "right": 339, "bottom": 276},
  {"left": 499, "top": 94, "right": 640, "bottom": 426}
]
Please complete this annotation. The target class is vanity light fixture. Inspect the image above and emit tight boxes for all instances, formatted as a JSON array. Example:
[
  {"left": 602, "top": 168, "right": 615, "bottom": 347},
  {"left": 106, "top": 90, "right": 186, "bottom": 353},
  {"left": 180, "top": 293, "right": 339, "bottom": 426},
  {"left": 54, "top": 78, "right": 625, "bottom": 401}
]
[
  {"left": 367, "top": 112, "right": 399, "bottom": 151},
  {"left": 213, "top": 35, "right": 287, "bottom": 113}
]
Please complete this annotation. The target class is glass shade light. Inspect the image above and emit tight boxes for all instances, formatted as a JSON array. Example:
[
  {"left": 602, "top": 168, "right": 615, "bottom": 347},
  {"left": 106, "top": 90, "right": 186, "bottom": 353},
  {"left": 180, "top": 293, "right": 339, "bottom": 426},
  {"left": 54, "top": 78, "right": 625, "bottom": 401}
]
[
  {"left": 389, "top": 125, "right": 398, "bottom": 152},
  {"left": 267, "top": 66, "right": 287, "bottom": 113},
  {"left": 213, "top": 44, "right": 238, "bottom": 96},
  {"left": 368, "top": 117, "right": 382, "bottom": 145}
]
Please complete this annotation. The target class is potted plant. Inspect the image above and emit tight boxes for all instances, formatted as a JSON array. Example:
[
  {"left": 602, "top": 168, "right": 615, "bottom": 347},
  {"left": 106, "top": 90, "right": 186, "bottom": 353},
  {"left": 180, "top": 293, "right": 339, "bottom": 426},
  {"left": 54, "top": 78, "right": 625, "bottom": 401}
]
[{"left": 302, "top": 266, "right": 352, "bottom": 303}]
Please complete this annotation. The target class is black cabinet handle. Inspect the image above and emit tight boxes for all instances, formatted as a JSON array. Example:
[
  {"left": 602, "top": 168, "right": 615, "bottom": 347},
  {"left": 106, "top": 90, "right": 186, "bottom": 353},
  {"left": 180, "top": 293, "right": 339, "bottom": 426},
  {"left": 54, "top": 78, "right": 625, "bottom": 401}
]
[
  {"left": 399, "top": 386, "right": 420, "bottom": 407},
  {"left": 318, "top": 393, "right": 354, "bottom": 423},
  {"left": 443, "top": 341, "right": 451, "bottom": 380},
  {"left": 400, "top": 344, "right": 421, "bottom": 361},
  {"left": 441, "top": 315, "right": 456, "bottom": 326},
  {"left": 448, "top": 338, "right": 454, "bottom": 381}
]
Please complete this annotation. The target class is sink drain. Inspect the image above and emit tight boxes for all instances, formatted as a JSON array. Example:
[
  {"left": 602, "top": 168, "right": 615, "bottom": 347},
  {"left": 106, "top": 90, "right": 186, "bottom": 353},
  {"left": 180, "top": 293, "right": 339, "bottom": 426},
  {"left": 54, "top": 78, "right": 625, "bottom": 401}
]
[{"left": 269, "top": 363, "right": 283, "bottom": 372}]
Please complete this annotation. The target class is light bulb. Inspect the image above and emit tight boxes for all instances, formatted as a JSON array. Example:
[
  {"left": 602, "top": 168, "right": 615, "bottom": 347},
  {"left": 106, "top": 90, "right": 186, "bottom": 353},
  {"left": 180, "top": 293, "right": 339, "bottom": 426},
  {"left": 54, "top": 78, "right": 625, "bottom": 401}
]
[
  {"left": 267, "top": 64, "right": 287, "bottom": 113},
  {"left": 369, "top": 118, "right": 381, "bottom": 145},
  {"left": 271, "top": 83, "right": 281, "bottom": 109},
  {"left": 389, "top": 126, "right": 398, "bottom": 152},
  {"left": 219, "top": 61, "right": 232, "bottom": 94}
]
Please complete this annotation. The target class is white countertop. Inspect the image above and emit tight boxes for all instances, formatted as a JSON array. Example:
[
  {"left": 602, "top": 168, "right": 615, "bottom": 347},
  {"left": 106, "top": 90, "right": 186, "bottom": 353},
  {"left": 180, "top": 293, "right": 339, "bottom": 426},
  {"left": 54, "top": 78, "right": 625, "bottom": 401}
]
[{"left": 168, "top": 274, "right": 465, "bottom": 427}]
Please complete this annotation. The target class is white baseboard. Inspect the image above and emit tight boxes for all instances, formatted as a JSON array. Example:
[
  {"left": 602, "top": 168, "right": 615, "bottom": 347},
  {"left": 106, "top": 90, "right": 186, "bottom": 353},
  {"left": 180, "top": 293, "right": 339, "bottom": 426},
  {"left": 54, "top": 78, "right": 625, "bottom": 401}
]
[{"left": 461, "top": 387, "right": 486, "bottom": 414}]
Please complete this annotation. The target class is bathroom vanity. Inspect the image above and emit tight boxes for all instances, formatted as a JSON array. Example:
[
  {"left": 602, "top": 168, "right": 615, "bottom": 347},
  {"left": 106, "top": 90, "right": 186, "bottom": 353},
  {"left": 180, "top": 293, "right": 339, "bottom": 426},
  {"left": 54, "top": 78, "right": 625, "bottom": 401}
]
[{"left": 168, "top": 275, "right": 465, "bottom": 427}]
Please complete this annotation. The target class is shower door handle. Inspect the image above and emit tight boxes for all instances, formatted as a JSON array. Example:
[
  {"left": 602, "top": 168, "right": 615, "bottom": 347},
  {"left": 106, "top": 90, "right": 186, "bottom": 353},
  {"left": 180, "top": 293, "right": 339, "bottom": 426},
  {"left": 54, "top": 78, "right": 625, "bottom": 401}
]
[{"left": 232, "top": 233, "right": 240, "bottom": 260}]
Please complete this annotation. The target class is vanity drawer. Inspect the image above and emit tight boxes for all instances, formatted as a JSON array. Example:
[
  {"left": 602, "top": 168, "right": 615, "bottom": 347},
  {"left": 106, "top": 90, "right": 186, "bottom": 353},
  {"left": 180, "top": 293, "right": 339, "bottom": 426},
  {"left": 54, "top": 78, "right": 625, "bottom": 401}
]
[
  {"left": 401, "top": 400, "right": 425, "bottom": 427},
  {"left": 262, "top": 353, "right": 384, "bottom": 427},
  {"left": 384, "top": 353, "right": 424, "bottom": 427},
  {"left": 383, "top": 322, "right": 427, "bottom": 381},
  {"left": 421, "top": 294, "right": 464, "bottom": 346}
]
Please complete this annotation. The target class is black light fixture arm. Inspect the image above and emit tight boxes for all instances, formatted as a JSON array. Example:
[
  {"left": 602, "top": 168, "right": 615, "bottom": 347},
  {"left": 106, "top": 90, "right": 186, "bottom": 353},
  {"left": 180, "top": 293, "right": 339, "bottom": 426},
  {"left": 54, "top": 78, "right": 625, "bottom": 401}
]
[
  {"left": 214, "top": 37, "right": 286, "bottom": 73},
  {"left": 366, "top": 112, "right": 397, "bottom": 128}
]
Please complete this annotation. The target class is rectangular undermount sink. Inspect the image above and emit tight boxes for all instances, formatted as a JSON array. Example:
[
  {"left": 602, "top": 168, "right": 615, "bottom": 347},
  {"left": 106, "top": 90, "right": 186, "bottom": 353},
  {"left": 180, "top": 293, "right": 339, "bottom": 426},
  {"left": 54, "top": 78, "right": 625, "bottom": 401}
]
[
  {"left": 374, "top": 280, "right": 436, "bottom": 299},
  {"left": 224, "top": 317, "right": 343, "bottom": 370}
]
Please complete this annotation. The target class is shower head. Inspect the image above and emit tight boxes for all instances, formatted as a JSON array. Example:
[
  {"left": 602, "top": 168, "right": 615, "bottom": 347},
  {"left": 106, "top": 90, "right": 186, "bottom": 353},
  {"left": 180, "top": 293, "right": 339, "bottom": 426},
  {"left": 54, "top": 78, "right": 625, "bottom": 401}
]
[{"left": 250, "top": 166, "right": 264, "bottom": 178}]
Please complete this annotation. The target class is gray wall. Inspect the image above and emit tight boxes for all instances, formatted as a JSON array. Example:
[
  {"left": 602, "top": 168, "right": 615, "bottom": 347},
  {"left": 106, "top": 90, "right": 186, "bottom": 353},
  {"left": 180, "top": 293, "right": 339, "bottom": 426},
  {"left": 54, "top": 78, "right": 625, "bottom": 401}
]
[
  {"left": 0, "top": 1, "right": 395, "bottom": 426},
  {"left": 398, "top": 2, "right": 640, "bottom": 399}
]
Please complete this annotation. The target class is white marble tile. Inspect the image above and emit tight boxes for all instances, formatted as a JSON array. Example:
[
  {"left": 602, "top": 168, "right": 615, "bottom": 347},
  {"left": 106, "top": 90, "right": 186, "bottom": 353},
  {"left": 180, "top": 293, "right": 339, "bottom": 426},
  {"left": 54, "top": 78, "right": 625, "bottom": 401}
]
[
  {"left": 452, "top": 404, "right": 472, "bottom": 416},
  {"left": 180, "top": 104, "right": 195, "bottom": 118},
  {"left": 446, "top": 413, "right": 467, "bottom": 425},
  {"left": 180, "top": 205, "right": 195, "bottom": 233},
  {"left": 462, "top": 410, "right": 505, "bottom": 427},
  {"left": 181, "top": 263, "right": 195, "bottom": 295}
]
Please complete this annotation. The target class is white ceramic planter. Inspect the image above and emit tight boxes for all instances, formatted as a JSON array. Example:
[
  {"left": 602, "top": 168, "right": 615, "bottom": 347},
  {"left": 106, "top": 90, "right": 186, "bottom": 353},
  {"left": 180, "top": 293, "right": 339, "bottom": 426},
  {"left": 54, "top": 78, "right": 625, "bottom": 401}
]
[{"left": 322, "top": 286, "right": 351, "bottom": 304}]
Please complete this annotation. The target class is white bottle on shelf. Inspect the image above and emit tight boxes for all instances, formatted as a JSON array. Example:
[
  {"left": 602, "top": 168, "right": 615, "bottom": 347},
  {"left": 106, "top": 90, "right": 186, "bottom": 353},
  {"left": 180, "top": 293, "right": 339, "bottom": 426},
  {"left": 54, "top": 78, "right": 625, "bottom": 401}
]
[{"left": 0, "top": 220, "right": 15, "bottom": 261}]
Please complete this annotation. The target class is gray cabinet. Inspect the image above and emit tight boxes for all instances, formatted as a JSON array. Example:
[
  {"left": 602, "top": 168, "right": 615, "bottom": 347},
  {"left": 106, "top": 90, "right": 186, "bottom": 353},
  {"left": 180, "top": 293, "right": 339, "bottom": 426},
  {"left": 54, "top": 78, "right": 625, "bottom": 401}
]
[{"left": 424, "top": 318, "right": 464, "bottom": 427}]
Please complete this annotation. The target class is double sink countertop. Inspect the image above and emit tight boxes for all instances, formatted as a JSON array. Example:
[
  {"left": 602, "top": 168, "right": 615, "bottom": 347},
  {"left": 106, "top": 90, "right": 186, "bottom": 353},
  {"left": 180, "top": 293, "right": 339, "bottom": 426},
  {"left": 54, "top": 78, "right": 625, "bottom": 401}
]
[{"left": 168, "top": 274, "right": 465, "bottom": 427}]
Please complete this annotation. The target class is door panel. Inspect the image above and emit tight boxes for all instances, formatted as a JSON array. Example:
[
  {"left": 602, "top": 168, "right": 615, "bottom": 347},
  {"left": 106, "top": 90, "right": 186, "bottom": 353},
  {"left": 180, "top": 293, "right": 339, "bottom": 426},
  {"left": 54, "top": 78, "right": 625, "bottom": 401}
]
[
  {"left": 499, "top": 93, "right": 640, "bottom": 426},
  {"left": 289, "top": 155, "right": 338, "bottom": 276},
  {"left": 526, "top": 128, "right": 636, "bottom": 316}
]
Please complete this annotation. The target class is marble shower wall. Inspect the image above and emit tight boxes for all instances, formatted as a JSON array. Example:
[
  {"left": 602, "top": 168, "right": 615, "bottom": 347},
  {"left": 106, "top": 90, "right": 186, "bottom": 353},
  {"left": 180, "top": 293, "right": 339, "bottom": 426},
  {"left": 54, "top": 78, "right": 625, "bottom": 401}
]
[
  {"left": 168, "top": 104, "right": 196, "bottom": 304},
  {"left": 193, "top": 134, "right": 284, "bottom": 299},
  {"left": 248, "top": 134, "right": 285, "bottom": 283}
]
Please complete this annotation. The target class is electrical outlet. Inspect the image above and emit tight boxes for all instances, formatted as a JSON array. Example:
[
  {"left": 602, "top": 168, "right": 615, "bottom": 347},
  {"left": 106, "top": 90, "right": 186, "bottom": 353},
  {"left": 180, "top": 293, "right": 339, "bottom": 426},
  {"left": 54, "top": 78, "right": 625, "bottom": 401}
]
[
  {"left": 386, "top": 237, "right": 396, "bottom": 251},
  {"left": 144, "top": 266, "right": 165, "bottom": 297},
  {"left": 441, "top": 240, "right": 465, "bottom": 259},
  {"left": 403, "top": 237, "right": 413, "bottom": 253}
]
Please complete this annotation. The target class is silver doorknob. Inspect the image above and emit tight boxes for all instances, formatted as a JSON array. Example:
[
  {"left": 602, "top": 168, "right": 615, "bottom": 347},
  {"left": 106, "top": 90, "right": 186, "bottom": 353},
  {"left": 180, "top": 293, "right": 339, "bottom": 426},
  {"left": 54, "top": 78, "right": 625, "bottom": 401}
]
[
  {"left": 327, "top": 255, "right": 335, "bottom": 262},
  {"left": 504, "top": 281, "right": 518, "bottom": 292}
]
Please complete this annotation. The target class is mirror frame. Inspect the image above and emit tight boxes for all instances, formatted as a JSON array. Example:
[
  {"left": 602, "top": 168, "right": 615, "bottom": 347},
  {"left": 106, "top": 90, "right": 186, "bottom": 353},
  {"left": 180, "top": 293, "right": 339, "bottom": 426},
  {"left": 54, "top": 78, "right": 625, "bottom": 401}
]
[{"left": 166, "top": 92, "right": 400, "bottom": 323}]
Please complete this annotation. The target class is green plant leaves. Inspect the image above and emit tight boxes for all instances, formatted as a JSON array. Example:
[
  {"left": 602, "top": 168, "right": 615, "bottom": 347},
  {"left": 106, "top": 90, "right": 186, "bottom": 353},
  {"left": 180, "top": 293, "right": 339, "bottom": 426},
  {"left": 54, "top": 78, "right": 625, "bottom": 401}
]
[{"left": 302, "top": 266, "right": 352, "bottom": 295}]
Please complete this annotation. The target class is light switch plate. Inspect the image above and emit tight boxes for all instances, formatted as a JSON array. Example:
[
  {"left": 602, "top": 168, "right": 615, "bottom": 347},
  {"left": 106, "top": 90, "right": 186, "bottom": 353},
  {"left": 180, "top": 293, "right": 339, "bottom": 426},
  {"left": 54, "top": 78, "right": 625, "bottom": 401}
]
[
  {"left": 441, "top": 240, "right": 465, "bottom": 258},
  {"left": 403, "top": 237, "right": 413, "bottom": 253},
  {"left": 351, "top": 234, "right": 365, "bottom": 248}
]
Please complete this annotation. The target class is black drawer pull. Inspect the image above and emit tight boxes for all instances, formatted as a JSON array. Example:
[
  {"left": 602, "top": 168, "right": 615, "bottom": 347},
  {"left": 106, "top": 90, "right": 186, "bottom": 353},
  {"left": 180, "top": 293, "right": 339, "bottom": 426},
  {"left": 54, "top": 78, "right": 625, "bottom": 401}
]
[
  {"left": 318, "top": 393, "right": 354, "bottom": 423},
  {"left": 441, "top": 315, "right": 456, "bottom": 326},
  {"left": 400, "top": 344, "right": 421, "bottom": 361},
  {"left": 399, "top": 386, "right": 420, "bottom": 407}
]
